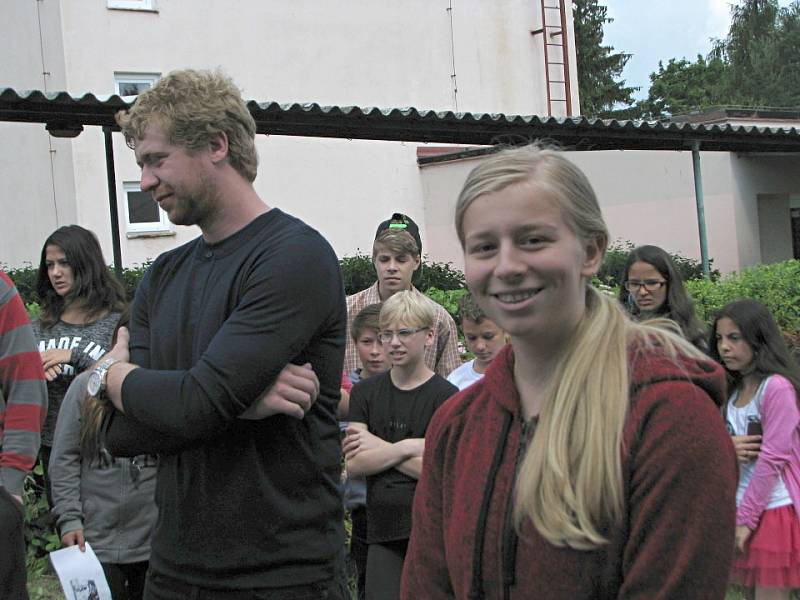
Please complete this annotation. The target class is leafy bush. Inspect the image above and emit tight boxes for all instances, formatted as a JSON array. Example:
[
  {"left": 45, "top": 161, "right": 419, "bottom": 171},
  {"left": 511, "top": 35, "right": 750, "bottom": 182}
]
[
  {"left": 11, "top": 253, "right": 794, "bottom": 355},
  {"left": 2, "top": 262, "right": 149, "bottom": 306},
  {"left": 118, "top": 262, "right": 151, "bottom": 301},
  {"left": 3, "top": 263, "right": 39, "bottom": 306},
  {"left": 339, "top": 255, "right": 378, "bottom": 297},
  {"left": 686, "top": 259, "right": 800, "bottom": 334},
  {"left": 339, "top": 253, "right": 464, "bottom": 296},
  {"left": 26, "top": 302, "right": 41, "bottom": 321},
  {"left": 8, "top": 256, "right": 465, "bottom": 305},
  {"left": 424, "top": 287, "right": 466, "bottom": 323},
  {"left": 24, "top": 464, "right": 60, "bottom": 573},
  {"left": 413, "top": 259, "right": 465, "bottom": 293}
]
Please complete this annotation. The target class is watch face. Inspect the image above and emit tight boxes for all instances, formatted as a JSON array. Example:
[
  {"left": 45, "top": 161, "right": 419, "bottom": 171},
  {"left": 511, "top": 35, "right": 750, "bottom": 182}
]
[{"left": 87, "top": 371, "right": 102, "bottom": 397}]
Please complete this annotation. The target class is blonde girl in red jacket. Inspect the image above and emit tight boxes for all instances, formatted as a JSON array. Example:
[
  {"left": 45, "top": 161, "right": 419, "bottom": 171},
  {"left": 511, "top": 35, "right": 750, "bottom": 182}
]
[{"left": 401, "top": 145, "right": 739, "bottom": 600}]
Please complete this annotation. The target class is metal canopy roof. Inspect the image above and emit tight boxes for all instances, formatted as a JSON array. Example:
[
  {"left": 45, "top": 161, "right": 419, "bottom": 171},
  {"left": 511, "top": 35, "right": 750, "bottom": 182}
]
[{"left": 2, "top": 88, "right": 800, "bottom": 152}]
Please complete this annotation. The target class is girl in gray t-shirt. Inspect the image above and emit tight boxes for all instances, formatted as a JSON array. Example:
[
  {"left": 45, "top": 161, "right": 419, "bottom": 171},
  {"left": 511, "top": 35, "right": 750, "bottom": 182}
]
[{"left": 31, "top": 225, "right": 127, "bottom": 491}]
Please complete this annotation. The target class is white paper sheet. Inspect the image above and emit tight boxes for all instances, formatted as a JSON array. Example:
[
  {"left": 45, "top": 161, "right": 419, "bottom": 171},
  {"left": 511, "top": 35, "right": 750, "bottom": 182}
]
[{"left": 49, "top": 542, "right": 113, "bottom": 600}]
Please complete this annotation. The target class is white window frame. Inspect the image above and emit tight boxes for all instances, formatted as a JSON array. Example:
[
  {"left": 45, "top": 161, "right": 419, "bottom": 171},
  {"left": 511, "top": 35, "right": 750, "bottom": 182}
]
[
  {"left": 107, "top": 0, "right": 156, "bottom": 11},
  {"left": 114, "top": 72, "right": 160, "bottom": 98},
  {"left": 123, "top": 181, "right": 173, "bottom": 236}
]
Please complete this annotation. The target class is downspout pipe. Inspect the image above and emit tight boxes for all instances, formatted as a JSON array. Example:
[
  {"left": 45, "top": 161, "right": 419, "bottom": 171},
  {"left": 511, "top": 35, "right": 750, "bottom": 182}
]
[
  {"left": 691, "top": 141, "right": 711, "bottom": 279},
  {"left": 558, "top": 0, "right": 572, "bottom": 115},
  {"left": 103, "top": 126, "right": 123, "bottom": 275}
]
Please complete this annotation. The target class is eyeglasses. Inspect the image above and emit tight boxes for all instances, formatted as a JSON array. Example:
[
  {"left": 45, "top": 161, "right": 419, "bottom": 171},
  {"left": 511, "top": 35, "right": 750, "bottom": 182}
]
[
  {"left": 378, "top": 327, "right": 428, "bottom": 343},
  {"left": 624, "top": 279, "right": 667, "bottom": 293}
]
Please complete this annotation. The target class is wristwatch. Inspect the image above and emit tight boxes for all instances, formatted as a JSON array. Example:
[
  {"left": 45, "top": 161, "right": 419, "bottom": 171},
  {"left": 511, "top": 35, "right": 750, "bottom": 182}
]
[{"left": 87, "top": 357, "right": 120, "bottom": 398}]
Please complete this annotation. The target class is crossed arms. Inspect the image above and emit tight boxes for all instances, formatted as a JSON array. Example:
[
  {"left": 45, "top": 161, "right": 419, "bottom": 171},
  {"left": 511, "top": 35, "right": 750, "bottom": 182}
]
[{"left": 343, "top": 423, "right": 424, "bottom": 480}]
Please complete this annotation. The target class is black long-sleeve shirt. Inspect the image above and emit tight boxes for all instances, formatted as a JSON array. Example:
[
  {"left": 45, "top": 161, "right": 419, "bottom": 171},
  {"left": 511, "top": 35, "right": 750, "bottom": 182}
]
[{"left": 106, "top": 209, "right": 346, "bottom": 589}]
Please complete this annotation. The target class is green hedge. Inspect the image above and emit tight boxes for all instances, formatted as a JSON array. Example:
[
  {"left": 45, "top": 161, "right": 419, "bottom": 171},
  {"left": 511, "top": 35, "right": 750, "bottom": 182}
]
[
  {"left": 5, "top": 255, "right": 465, "bottom": 307},
  {"left": 686, "top": 259, "right": 800, "bottom": 347},
  {"left": 8, "top": 254, "right": 796, "bottom": 341},
  {"left": 4, "top": 262, "right": 149, "bottom": 308},
  {"left": 339, "top": 254, "right": 464, "bottom": 296}
]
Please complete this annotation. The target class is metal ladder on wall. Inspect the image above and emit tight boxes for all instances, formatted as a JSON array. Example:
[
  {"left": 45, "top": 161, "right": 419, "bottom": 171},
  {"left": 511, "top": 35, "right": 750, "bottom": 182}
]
[{"left": 531, "top": 0, "right": 573, "bottom": 117}]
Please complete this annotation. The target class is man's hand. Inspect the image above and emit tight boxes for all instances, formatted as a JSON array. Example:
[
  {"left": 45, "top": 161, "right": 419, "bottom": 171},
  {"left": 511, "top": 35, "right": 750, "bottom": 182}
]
[
  {"left": 732, "top": 435, "right": 761, "bottom": 464},
  {"left": 239, "top": 363, "right": 319, "bottom": 420},
  {"left": 61, "top": 529, "right": 86, "bottom": 552},
  {"left": 103, "top": 327, "right": 131, "bottom": 365}
]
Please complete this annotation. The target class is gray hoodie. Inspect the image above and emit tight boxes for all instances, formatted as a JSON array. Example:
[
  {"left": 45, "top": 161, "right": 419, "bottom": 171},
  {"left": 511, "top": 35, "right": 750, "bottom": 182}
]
[{"left": 49, "top": 372, "right": 157, "bottom": 564}]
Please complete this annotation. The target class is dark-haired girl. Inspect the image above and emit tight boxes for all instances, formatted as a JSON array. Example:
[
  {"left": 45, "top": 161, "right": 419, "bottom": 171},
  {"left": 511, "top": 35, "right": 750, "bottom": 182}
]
[
  {"left": 711, "top": 299, "right": 800, "bottom": 599},
  {"left": 32, "top": 225, "right": 126, "bottom": 493},
  {"left": 619, "top": 245, "right": 707, "bottom": 351}
]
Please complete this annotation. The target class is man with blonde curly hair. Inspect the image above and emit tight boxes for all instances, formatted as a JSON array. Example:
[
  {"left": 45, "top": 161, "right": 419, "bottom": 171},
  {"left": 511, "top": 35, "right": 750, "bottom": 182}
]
[{"left": 99, "top": 69, "right": 348, "bottom": 599}]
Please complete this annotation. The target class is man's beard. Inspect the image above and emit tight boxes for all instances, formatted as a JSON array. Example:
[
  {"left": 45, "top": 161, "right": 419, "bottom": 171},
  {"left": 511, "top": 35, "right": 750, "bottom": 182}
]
[{"left": 168, "top": 173, "right": 220, "bottom": 228}]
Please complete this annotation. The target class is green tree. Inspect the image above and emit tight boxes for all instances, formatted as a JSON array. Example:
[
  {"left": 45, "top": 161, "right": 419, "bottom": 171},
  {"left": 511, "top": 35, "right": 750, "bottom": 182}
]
[
  {"left": 641, "top": 0, "right": 800, "bottom": 115},
  {"left": 572, "top": 0, "right": 637, "bottom": 117},
  {"left": 639, "top": 55, "right": 729, "bottom": 118},
  {"left": 739, "top": 1, "right": 800, "bottom": 107},
  {"left": 710, "top": 0, "right": 780, "bottom": 105},
  {"left": 766, "top": 3, "right": 800, "bottom": 105}
]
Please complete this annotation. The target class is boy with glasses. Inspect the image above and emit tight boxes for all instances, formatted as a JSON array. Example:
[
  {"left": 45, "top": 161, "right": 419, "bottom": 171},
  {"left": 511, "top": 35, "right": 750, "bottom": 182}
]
[{"left": 343, "top": 291, "right": 457, "bottom": 600}]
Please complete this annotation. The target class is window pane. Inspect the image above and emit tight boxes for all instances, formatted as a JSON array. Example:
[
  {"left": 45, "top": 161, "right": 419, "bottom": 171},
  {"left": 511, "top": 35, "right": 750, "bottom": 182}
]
[
  {"left": 108, "top": 0, "right": 154, "bottom": 10},
  {"left": 127, "top": 190, "right": 159, "bottom": 223},
  {"left": 118, "top": 81, "right": 152, "bottom": 96}
]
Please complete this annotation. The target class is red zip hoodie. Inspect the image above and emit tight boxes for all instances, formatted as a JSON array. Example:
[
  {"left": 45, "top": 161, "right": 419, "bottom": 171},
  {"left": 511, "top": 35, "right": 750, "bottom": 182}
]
[{"left": 401, "top": 343, "right": 737, "bottom": 600}]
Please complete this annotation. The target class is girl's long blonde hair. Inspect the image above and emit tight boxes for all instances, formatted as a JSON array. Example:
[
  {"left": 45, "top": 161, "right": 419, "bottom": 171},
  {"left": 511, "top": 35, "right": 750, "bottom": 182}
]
[{"left": 456, "top": 145, "right": 707, "bottom": 549}]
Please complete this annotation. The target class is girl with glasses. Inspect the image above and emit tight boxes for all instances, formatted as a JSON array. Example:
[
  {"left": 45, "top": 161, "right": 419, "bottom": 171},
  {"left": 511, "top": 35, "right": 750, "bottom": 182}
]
[{"left": 618, "top": 245, "right": 708, "bottom": 351}]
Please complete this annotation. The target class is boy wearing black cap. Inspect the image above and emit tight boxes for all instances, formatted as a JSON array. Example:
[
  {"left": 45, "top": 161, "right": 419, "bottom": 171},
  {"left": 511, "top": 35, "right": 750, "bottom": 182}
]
[{"left": 344, "top": 214, "right": 460, "bottom": 378}]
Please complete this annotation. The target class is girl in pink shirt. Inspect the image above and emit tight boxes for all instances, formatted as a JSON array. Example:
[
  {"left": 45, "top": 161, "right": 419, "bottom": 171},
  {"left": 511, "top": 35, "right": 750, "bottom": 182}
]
[{"left": 712, "top": 299, "right": 800, "bottom": 599}]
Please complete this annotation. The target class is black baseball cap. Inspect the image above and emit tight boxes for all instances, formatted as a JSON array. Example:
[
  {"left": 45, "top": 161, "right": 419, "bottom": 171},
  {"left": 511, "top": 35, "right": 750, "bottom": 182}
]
[{"left": 374, "top": 213, "right": 422, "bottom": 256}]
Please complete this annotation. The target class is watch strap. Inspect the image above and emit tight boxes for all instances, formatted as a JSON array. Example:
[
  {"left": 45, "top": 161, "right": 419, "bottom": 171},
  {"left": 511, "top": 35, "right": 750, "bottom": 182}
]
[{"left": 92, "top": 357, "right": 120, "bottom": 396}]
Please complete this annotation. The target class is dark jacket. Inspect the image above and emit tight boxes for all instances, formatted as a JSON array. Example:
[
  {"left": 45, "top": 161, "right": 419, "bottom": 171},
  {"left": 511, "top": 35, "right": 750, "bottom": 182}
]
[{"left": 401, "top": 343, "right": 737, "bottom": 600}]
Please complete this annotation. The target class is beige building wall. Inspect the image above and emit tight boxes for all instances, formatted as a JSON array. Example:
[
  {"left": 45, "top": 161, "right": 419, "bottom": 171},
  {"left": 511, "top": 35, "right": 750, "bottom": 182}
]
[
  {"left": 420, "top": 150, "right": 800, "bottom": 275},
  {"left": 757, "top": 194, "right": 793, "bottom": 264},
  {"left": 0, "top": 0, "right": 77, "bottom": 267},
  {"left": 730, "top": 154, "right": 800, "bottom": 267},
  {"left": 2, "top": 0, "right": 574, "bottom": 268}
]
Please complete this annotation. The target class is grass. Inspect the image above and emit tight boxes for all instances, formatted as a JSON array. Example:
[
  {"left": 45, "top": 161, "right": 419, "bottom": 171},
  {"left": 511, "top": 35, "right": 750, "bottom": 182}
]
[{"left": 27, "top": 572, "right": 62, "bottom": 600}]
